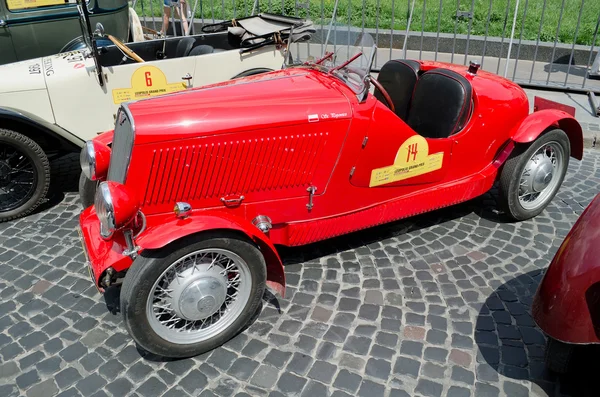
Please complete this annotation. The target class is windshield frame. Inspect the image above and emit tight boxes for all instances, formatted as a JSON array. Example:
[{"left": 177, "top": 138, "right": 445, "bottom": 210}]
[
  {"left": 76, "top": 0, "right": 105, "bottom": 87},
  {"left": 288, "top": 39, "right": 377, "bottom": 104}
]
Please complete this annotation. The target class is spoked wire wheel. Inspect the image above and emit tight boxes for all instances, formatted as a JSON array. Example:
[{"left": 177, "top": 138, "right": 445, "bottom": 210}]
[
  {"left": 517, "top": 141, "right": 564, "bottom": 210},
  {"left": 146, "top": 248, "right": 252, "bottom": 344},
  {"left": 0, "top": 142, "right": 37, "bottom": 212},
  {"left": 0, "top": 129, "right": 49, "bottom": 222},
  {"left": 498, "top": 128, "right": 570, "bottom": 221}
]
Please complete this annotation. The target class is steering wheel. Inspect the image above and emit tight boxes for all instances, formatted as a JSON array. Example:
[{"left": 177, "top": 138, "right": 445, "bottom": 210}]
[
  {"left": 370, "top": 77, "right": 395, "bottom": 113},
  {"left": 107, "top": 34, "right": 145, "bottom": 63}
]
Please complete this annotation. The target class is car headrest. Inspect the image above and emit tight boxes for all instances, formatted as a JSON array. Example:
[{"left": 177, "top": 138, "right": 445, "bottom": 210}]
[
  {"left": 374, "top": 59, "right": 421, "bottom": 120},
  {"left": 188, "top": 44, "right": 215, "bottom": 56},
  {"left": 406, "top": 68, "right": 473, "bottom": 139},
  {"left": 176, "top": 37, "right": 196, "bottom": 57}
]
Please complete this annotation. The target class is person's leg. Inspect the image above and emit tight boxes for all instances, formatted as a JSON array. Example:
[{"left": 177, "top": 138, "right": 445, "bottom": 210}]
[
  {"left": 175, "top": 0, "right": 189, "bottom": 35},
  {"left": 161, "top": 2, "right": 171, "bottom": 36}
]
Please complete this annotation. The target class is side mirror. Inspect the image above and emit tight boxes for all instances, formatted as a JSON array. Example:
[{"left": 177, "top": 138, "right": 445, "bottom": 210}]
[{"left": 95, "top": 22, "right": 105, "bottom": 37}]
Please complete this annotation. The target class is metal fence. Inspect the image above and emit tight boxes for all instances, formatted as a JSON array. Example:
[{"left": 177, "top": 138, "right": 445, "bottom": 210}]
[{"left": 130, "top": 0, "right": 600, "bottom": 93}]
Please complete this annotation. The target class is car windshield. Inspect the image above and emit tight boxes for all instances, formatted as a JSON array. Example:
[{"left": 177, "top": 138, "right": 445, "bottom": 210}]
[
  {"left": 76, "top": 0, "right": 94, "bottom": 53},
  {"left": 286, "top": 22, "right": 375, "bottom": 97}
]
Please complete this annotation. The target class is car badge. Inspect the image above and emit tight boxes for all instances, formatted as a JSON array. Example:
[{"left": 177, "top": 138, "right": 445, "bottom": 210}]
[{"left": 117, "top": 110, "right": 127, "bottom": 126}]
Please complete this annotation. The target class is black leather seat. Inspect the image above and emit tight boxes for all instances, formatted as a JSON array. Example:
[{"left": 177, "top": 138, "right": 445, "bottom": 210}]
[
  {"left": 189, "top": 44, "right": 215, "bottom": 56},
  {"left": 406, "top": 68, "right": 472, "bottom": 139},
  {"left": 175, "top": 37, "right": 196, "bottom": 57},
  {"left": 374, "top": 59, "right": 421, "bottom": 120}
]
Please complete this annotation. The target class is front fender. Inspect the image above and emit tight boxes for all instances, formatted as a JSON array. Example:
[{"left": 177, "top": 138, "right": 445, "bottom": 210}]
[
  {"left": 136, "top": 211, "right": 285, "bottom": 297},
  {"left": 532, "top": 193, "right": 600, "bottom": 344},
  {"left": 0, "top": 106, "right": 81, "bottom": 151},
  {"left": 510, "top": 109, "right": 583, "bottom": 160}
]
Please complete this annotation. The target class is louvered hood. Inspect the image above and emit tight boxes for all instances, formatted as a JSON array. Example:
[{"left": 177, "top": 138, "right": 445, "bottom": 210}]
[
  {"left": 126, "top": 68, "right": 352, "bottom": 145},
  {"left": 117, "top": 68, "right": 356, "bottom": 215}
]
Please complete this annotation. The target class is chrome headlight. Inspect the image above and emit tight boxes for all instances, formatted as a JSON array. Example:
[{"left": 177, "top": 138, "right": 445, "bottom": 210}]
[
  {"left": 80, "top": 141, "right": 96, "bottom": 180},
  {"left": 95, "top": 182, "right": 115, "bottom": 238},
  {"left": 80, "top": 140, "right": 111, "bottom": 181},
  {"left": 94, "top": 181, "right": 140, "bottom": 239}
]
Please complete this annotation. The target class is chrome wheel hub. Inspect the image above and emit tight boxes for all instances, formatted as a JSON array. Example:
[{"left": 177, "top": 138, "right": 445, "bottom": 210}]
[
  {"left": 146, "top": 248, "right": 252, "bottom": 344},
  {"left": 167, "top": 263, "right": 227, "bottom": 321},
  {"left": 523, "top": 154, "right": 554, "bottom": 193},
  {"left": 518, "top": 142, "right": 563, "bottom": 210}
]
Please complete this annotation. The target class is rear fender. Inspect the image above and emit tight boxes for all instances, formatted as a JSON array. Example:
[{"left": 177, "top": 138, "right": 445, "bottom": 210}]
[
  {"left": 510, "top": 109, "right": 583, "bottom": 160},
  {"left": 136, "top": 211, "right": 285, "bottom": 297}
]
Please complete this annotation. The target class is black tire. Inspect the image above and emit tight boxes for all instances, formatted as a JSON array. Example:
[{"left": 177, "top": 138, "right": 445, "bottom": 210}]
[
  {"left": 545, "top": 337, "right": 575, "bottom": 374},
  {"left": 0, "top": 129, "right": 50, "bottom": 223},
  {"left": 498, "top": 128, "right": 570, "bottom": 221},
  {"left": 79, "top": 172, "right": 98, "bottom": 209},
  {"left": 120, "top": 232, "right": 267, "bottom": 358}
]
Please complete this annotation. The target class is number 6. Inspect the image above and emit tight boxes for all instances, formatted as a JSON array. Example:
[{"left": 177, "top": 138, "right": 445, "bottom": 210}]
[{"left": 145, "top": 71, "right": 152, "bottom": 86}]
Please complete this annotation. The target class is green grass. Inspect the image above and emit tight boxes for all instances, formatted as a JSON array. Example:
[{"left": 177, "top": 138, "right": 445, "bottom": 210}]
[{"left": 134, "top": 0, "right": 600, "bottom": 46}]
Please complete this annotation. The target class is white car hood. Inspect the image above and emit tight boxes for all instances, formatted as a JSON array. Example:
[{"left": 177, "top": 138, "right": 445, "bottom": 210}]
[{"left": 0, "top": 57, "right": 47, "bottom": 93}]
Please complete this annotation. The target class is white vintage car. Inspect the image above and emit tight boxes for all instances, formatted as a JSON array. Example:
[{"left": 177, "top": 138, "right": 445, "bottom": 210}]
[{"left": 0, "top": 0, "right": 314, "bottom": 222}]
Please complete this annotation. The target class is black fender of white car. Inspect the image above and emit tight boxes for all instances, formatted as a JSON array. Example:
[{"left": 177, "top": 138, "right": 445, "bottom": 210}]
[{"left": 0, "top": 107, "right": 82, "bottom": 153}]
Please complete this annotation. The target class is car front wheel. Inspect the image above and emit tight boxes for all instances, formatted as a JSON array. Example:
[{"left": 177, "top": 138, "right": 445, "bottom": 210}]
[
  {"left": 498, "top": 128, "right": 570, "bottom": 221},
  {"left": 120, "top": 233, "right": 266, "bottom": 358},
  {"left": 0, "top": 129, "right": 50, "bottom": 223}
]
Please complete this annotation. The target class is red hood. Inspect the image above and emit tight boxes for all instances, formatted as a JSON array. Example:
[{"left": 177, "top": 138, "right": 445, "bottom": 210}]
[{"left": 126, "top": 68, "right": 353, "bottom": 145}]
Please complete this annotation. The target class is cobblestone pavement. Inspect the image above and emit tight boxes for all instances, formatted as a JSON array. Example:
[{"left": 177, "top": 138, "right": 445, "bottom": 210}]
[{"left": 1, "top": 150, "right": 600, "bottom": 397}]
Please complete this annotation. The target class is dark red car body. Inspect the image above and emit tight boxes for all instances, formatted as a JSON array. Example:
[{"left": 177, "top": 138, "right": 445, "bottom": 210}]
[
  {"left": 79, "top": 60, "right": 584, "bottom": 297},
  {"left": 533, "top": 193, "right": 600, "bottom": 344}
]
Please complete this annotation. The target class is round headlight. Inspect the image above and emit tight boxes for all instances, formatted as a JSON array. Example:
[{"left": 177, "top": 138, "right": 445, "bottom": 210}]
[
  {"left": 94, "top": 181, "right": 140, "bottom": 238},
  {"left": 80, "top": 140, "right": 111, "bottom": 181},
  {"left": 95, "top": 182, "right": 115, "bottom": 238},
  {"left": 80, "top": 141, "right": 96, "bottom": 180}
]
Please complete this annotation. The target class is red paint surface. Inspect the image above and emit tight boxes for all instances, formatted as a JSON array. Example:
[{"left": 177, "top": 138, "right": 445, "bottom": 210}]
[
  {"left": 80, "top": 207, "right": 134, "bottom": 279},
  {"left": 534, "top": 96, "right": 576, "bottom": 117},
  {"left": 81, "top": 60, "right": 584, "bottom": 293},
  {"left": 510, "top": 109, "right": 583, "bottom": 160},
  {"left": 91, "top": 141, "right": 111, "bottom": 180},
  {"left": 103, "top": 182, "right": 140, "bottom": 228},
  {"left": 532, "top": 193, "right": 600, "bottom": 344}
]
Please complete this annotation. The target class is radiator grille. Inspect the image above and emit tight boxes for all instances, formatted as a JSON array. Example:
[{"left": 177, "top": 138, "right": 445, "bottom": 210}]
[
  {"left": 144, "top": 133, "right": 327, "bottom": 205},
  {"left": 107, "top": 106, "right": 135, "bottom": 184}
]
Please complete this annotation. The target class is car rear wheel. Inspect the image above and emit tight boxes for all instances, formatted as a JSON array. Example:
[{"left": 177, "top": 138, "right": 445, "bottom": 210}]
[
  {"left": 545, "top": 337, "right": 575, "bottom": 374},
  {"left": 120, "top": 233, "right": 266, "bottom": 358},
  {"left": 0, "top": 129, "right": 50, "bottom": 223},
  {"left": 498, "top": 128, "right": 570, "bottom": 221}
]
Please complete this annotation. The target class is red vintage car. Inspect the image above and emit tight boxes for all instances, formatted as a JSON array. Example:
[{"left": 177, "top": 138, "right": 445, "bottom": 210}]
[
  {"left": 532, "top": 192, "right": 600, "bottom": 374},
  {"left": 77, "top": 32, "right": 583, "bottom": 358}
]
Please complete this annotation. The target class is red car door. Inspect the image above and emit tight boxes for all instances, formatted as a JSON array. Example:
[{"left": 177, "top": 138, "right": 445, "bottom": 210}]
[{"left": 349, "top": 103, "right": 454, "bottom": 189}]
